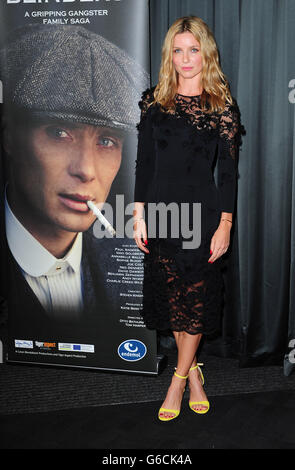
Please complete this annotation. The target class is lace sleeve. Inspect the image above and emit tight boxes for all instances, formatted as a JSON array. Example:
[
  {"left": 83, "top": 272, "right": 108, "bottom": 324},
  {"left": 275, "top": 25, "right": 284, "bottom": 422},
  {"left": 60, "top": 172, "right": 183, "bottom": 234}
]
[
  {"left": 137, "top": 88, "right": 153, "bottom": 122},
  {"left": 217, "top": 101, "right": 242, "bottom": 213},
  {"left": 134, "top": 87, "right": 155, "bottom": 203}
]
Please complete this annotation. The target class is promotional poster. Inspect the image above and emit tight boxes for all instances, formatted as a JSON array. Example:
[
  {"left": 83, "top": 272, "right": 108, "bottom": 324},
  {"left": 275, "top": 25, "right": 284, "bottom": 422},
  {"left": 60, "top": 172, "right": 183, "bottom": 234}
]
[{"left": 0, "top": 0, "right": 159, "bottom": 374}]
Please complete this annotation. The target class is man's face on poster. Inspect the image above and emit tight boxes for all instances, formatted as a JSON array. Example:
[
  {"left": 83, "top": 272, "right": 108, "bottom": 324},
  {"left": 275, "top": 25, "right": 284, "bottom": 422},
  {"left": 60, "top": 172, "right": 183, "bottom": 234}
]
[{"left": 6, "top": 120, "right": 125, "bottom": 234}]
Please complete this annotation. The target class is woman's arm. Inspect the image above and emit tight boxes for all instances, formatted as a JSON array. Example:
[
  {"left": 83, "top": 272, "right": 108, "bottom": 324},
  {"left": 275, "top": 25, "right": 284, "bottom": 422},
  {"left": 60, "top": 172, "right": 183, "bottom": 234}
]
[
  {"left": 209, "top": 101, "right": 240, "bottom": 262},
  {"left": 133, "top": 88, "right": 155, "bottom": 253},
  {"left": 134, "top": 88, "right": 155, "bottom": 203},
  {"left": 217, "top": 101, "right": 240, "bottom": 218}
]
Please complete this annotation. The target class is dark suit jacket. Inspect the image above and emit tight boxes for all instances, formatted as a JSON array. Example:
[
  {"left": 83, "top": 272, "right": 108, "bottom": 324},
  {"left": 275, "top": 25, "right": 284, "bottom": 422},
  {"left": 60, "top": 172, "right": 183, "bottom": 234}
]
[
  {"left": 0, "top": 209, "right": 125, "bottom": 343},
  {"left": 0, "top": 187, "right": 158, "bottom": 372}
]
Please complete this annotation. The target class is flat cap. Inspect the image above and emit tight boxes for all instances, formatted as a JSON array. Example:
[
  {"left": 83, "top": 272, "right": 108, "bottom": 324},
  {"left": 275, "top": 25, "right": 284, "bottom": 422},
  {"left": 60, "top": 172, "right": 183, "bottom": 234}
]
[{"left": 0, "top": 24, "right": 149, "bottom": 132}]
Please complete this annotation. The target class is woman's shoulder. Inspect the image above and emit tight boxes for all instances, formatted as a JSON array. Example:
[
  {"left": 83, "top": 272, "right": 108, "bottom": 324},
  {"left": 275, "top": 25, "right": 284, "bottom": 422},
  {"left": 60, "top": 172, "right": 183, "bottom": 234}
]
[
  {"left": 219, "top": 97, "right": 245, "bottom": 144},
  {"left": 221, "top": 97, "right": 243, "bottom": 120},
  {"left": 138, "top": 85, "right": 157, "bottom": 110}
]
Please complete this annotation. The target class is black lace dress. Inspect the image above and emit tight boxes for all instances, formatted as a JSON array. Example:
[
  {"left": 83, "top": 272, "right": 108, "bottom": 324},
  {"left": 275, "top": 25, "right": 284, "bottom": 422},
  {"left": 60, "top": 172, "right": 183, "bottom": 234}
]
[{"left": 134, "top": 87, "right": 241, "bottom": 336}]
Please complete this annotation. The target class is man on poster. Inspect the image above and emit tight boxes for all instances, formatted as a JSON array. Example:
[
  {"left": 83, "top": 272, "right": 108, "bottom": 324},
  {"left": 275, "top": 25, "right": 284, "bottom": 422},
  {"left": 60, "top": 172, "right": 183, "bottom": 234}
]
[{"left": 0, "top": 24, "right": 149, "bottom": 340}]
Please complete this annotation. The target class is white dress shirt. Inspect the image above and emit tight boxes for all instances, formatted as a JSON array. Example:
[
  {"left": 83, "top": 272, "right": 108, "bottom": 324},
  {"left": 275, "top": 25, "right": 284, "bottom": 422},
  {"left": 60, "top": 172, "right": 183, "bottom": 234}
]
[{"left": 5, "top": 196, "right": 83, "bottom": 319}]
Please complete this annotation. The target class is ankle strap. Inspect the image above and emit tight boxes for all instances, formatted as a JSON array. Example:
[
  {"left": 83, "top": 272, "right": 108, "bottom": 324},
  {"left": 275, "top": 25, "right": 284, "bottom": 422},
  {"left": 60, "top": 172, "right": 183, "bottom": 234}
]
[
  {"left": 189, "top": 363, "right": 204, "bottom": 371},
  {"left": 174, "top": 371, "right": 188, "bottom": 379}
]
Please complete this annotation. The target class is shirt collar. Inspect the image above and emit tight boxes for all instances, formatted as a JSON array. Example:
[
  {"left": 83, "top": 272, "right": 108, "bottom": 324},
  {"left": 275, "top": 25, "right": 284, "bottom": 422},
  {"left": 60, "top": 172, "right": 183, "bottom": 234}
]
[{"left": 5, "top": 193, "right": 82, "bottom": 277}]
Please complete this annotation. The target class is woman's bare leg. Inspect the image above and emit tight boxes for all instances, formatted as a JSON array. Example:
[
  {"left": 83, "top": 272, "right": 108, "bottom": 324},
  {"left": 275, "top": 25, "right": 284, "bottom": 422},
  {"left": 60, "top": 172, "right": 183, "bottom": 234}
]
[
  {"left": 159, "top": 331, "right": 202, "bottom": 419},
  {"left": 173, "top": 331, "right": 198, "bottom": 369},
  {"left": 173, "top": 331, "right": 208, "bottom": 412}
]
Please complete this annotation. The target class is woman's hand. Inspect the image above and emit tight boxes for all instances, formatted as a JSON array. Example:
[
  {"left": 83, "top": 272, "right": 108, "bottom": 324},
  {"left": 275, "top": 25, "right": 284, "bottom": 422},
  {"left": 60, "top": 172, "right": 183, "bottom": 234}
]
[
  {"left": 133, "top": 218, "right": 149, "bottom": 254},
  {"left": 208, "top": 220, "right": 231, "bottom": 263}
]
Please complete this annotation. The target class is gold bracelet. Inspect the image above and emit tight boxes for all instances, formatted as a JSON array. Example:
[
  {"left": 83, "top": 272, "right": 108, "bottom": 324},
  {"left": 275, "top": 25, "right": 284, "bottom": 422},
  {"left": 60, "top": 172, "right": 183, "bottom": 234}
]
[
  {"left": 221, "top": 218, "right": 232, "bottom": 223},
  {"left": 133, "top": 217, "right": 144, "bottom": 221}
]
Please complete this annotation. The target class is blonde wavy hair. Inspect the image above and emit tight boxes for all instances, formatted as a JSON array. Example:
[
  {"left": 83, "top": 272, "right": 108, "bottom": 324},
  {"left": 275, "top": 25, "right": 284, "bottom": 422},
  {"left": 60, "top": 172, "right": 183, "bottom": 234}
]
[{"left": 151, "top": 16, "right": 233, "bottom": 114}]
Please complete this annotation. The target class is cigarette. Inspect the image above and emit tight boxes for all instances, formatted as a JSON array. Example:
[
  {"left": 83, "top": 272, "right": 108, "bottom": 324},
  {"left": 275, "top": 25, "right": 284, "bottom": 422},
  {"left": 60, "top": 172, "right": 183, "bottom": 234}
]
[{"left": 87, "top": 200, "right": 116, "bottom": 237}]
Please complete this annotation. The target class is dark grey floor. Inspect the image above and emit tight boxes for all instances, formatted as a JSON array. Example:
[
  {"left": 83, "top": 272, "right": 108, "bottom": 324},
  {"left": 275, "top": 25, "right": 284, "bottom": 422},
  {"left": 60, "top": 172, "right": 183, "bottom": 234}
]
[
  {"left": 1, "top": 343, "right": 295, "bottom": 415},
  {"left": 2, "top": 330, "right": 295, "bottom": 450},
  {"left": 1, "top": 390, "right": 295, "bottom": 449}
]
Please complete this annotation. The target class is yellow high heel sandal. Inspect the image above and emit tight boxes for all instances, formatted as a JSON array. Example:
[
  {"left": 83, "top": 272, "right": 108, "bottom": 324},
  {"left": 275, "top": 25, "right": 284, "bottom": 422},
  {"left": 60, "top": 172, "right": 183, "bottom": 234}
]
[
  {"left": 188, "top": 363, "right": 210, "bottom": 415},
  {"left": 158, "top": 371, "right": 188, "bottom": 422}
]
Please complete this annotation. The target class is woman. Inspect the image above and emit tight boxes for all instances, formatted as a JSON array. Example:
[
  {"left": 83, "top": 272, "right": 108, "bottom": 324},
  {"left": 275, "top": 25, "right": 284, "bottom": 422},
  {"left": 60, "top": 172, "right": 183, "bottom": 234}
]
[{"left": 133, "top": 16, "right": 242, "bottom": 421}]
